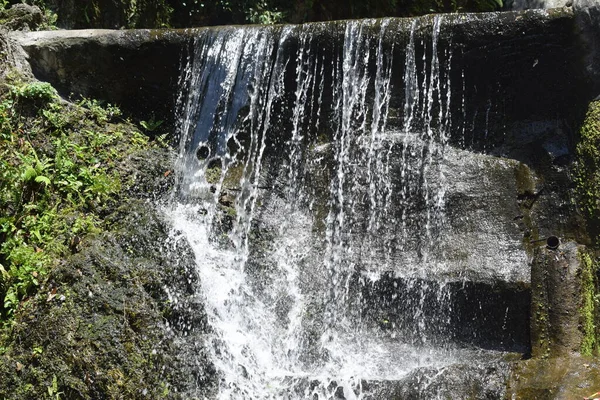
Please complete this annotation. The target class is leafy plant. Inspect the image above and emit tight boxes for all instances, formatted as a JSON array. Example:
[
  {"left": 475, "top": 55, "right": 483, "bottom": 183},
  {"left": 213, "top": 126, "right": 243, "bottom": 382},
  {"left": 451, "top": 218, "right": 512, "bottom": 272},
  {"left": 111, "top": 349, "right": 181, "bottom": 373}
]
[
  {"left": 20, "top": 144, "right": 52, "bottom": 187},
  {"left": 140, "top": 116, "right": 164, "bottom": 132},
  {"left": 0, "top": 82, "right": 160, "bottom": 325},
  {"left": 246, "top": 0, "right": 284, "bottom": 24},
  {"left": 47, "top": 375, "right": 63, "bottom": 400},
  {"left": 41, "top": 7, "right": 59, "bottom": 29},
  {"left": 11, "top": 82, "right": 57, "bottom": 103},
  {"left": 77, "top": 98, "right": 122, "bottom": 123}
]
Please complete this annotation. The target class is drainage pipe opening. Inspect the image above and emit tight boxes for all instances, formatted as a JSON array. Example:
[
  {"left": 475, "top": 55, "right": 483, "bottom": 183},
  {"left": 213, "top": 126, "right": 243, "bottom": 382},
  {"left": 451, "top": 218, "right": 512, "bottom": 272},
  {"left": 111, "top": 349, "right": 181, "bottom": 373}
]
[{"left": 546, "top": 236, "right": 559, "bottom": 250}]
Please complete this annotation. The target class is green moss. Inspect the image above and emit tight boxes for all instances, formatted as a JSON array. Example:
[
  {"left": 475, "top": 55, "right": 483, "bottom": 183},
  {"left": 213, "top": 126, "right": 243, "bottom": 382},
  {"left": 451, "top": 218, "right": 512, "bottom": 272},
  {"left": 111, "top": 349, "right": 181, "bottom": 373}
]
[
  {"left": 0, "top": 198, "right": 207, "bottom": 399},
  {"left": 515, "top": 162, "right": 536, "bottom": 198},
  {"left": 0, "top": 69, "right": 186, "bottom": 396},
  {"left": 575, "top": 100, "right": 600, "bottom": 243},
  {"left": 514, "top": 162, "right": 539, "bottom": 254},
  {"left": 0, "top": 79, "right": 162, "bottom": 327},
  {"left": 507, "top": 357, "right": 600, "bottom": 399},
  {"left": 533, "top": 295, "right": 551, "bottom": 358},
  {"left": 574, "top": 101, "right": 600, "bottom": 354},
  {"left": 578, "top": 249, "right": 597, "bottom": 356},
  {"left": 205, "top": 165, "right": 221, "bottom": 184},
  {"left": 222, "top": 162, "right": 244, "bottom": 189}
]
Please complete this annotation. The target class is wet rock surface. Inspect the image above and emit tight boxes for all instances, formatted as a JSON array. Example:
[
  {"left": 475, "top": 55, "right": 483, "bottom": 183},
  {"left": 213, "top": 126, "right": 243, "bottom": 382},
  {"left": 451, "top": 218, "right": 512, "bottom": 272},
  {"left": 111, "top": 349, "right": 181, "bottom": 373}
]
[
  {"left": 507, "top": 356, "right": 600, "bottom": 399},
  {"left": 370, "top": 361, "right": 513, "bottom": 399},
  {"left": 9, "top": 7, "right": 595, "bottom": 141},
  {"left": 530, "top": 241, "right": 586, "bottom": 358},
  {"left": 357, "top": 273, "right": 530, "bottom": 352}
]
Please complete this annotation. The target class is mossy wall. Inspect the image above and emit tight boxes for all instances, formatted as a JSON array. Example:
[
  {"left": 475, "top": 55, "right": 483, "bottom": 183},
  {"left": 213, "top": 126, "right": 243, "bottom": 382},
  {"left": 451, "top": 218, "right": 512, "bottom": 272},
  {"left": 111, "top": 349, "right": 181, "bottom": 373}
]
[
  {"left": 532, "top": 101, "right": 600, "bottom": 357},
  {"left": 579, "top": 249, "right": 598, "bottom": 356},
  {"left": 530, "top": 244, "right": 592, "bottom": 358},
  {"left": 574, "top": 100, "right": 600, "bottom": 356},
  {"left": 575, "top": 100, "right": 600, "bottom": 244}
]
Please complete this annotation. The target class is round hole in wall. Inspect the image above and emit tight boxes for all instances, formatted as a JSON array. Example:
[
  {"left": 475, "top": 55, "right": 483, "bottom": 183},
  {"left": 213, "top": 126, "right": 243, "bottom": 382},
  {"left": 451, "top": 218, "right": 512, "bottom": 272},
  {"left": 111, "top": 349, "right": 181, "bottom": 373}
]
[
  {"left": 546, "top": 236, "right": 559, "bottom": 250},
  {"left": 196, "top": 144, "right": 210, "bottom": 160}
]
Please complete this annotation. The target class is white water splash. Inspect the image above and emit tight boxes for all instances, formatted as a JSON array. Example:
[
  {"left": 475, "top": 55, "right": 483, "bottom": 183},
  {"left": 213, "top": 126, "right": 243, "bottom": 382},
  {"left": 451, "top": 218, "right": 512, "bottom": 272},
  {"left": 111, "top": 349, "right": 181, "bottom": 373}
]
[{"left": 165, "top": 16, "right": 525, "bottom": 400}]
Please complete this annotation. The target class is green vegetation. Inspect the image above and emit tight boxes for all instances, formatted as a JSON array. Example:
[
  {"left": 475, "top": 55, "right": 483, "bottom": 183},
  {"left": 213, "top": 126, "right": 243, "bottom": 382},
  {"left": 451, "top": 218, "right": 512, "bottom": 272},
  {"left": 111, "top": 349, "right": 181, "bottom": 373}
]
[
  {"left": 246, "top": 0, "right": 284, "bottom": 24},
  {"left": 0, "top": 0, "right": 57, "bottom": 30},
  {"left": 574, "top": 101, "right": 600, "bottom": 356},
  {"left": 2, "top": 0, "right": 503, "bottom": 30},
  {"left": 140, "top": 115, "right": 164, "bottom": 132},
  {"left": 579, "top": 249, "right": 597, "bottom": 356},
  {"left": 0, "top": 73, "right": 190, "bottom": 398},
  {"left": 205, "top": 164, "right": 222, "bottom": 184},
  {"left": 575, "top": 100, "right": 600, "bottom": 244},
  {"left": 0, "top": 77, "right": 156, "bottom": 328}
]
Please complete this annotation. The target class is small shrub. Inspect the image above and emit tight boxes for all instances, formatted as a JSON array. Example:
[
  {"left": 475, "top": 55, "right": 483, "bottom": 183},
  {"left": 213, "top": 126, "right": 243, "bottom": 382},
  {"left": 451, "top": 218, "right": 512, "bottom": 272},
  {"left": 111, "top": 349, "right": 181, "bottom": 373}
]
[
  {"left": 77, "top": 98, "right": 122, "bottom": 123},
  {"left": 11, "top": 82, "right": 57, "bottom": 103},
  {"left": 246, "top": 0, "right": 284, "bottom": 24}
]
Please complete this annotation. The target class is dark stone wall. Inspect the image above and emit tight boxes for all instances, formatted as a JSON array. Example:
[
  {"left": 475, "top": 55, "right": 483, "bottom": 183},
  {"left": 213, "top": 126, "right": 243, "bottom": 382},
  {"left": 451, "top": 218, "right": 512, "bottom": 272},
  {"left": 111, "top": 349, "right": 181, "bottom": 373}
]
[
  {"left": 12, "top": 7, "right": 595, "bottom": 147},
  {"left": 12, "top": 29, "right": 191, "bottom": 128}
]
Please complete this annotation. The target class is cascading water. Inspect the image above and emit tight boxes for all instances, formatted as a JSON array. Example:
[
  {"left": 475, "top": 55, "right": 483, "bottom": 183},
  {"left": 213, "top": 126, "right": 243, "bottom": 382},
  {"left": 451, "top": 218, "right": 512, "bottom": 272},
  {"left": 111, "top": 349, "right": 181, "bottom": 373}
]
[{"left": 165, "top": 15, "right": 529, "bottom": 399}]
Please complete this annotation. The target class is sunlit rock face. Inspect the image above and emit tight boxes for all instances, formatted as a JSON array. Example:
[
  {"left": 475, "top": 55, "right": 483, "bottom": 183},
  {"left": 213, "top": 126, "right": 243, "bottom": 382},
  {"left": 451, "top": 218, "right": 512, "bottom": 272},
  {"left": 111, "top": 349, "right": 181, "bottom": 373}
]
[{"left": 508, "top": 0, "right": 570, "bottom": 10}]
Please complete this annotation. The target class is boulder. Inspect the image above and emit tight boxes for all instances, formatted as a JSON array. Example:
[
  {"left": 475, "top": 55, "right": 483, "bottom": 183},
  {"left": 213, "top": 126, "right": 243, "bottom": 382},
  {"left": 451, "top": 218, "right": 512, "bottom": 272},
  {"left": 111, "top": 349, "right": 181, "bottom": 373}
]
[{"left": 0, "top": 4, "right": 43, "bottom": 31}]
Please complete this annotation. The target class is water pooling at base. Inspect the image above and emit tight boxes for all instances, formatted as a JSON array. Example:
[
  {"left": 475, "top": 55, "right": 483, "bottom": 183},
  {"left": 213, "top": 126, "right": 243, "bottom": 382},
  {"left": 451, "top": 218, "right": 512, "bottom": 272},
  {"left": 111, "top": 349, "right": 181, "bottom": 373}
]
[{"left": 165, "top": 16, "right": 527, "bottom": 399}]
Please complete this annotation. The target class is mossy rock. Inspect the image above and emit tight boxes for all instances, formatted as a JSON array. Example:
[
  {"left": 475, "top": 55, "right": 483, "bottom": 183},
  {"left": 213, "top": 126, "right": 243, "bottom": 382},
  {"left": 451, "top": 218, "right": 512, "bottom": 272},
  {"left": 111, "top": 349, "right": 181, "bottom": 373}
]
[
  {"left": 0, "top": 201, "right": 216, "bottom": 399},
  {"left": 507, "top": 356, "right": 600, "bottom": 399},
  {"left": 0, "top": 4, "right": 43, "bottom": 30},
  {"left": 575, "top": 100, "right": 600, "bottom": 243},
  {"left": 0, "top": 41, "right": 214, "bottom": 397}
]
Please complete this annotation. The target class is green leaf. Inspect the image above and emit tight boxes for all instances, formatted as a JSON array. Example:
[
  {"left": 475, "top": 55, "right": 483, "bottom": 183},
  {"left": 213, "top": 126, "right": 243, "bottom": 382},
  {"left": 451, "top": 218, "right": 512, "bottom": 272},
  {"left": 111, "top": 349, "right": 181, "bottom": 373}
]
[
  {"left": 22, "top": 166, "right": 38, "bottom": 182},
  {"left": 140, "top": 117, "right": 164, "bottom": 132},
  {"left": 31, "top": 229, "right": 42, "bottom": 242},
  {"left": 35, "top": 175, "right": 51, "bottom": 186},
  {"left": 3, "top": 288, "right": 17, "bottom": 310},
  {"left": 0, "top": 263, "right": 9, "bottom": 280}
]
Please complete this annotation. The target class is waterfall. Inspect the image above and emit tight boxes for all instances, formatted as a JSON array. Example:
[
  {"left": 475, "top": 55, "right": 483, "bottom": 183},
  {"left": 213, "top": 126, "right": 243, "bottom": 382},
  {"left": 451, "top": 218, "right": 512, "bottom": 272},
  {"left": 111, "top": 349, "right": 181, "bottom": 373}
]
[{"left": 165, "top": 15, "right": 528, "bottom": 399}]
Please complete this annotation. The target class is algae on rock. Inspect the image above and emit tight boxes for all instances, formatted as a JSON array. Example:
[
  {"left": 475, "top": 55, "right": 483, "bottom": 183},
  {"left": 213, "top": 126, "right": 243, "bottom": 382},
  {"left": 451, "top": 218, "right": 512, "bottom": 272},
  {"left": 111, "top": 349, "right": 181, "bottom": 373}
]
[
  {"left": 0, "top": 202, "right": 215, "bottom": 399},
  {"left": 508, "top": 99, "right": 600, "bottom": 399},
  {"left": 579, "top": 249, "right": 598, "bottom": 356},
  {"left": 575, "top": 100, "right": 600, "bottom": 243},
  {"left": 573, "top": 100, "right": 600, "bottom": 354}
]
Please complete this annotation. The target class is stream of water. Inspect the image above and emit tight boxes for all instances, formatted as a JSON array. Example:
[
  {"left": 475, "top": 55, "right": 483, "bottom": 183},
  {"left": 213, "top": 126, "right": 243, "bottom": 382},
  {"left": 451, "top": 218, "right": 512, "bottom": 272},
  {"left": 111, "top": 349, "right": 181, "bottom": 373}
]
[{"left": 165, "top": 16, "right": 523, "bottom": 399}]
